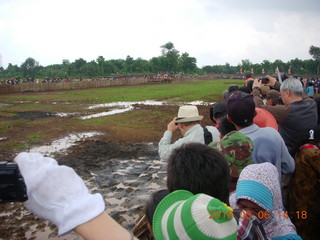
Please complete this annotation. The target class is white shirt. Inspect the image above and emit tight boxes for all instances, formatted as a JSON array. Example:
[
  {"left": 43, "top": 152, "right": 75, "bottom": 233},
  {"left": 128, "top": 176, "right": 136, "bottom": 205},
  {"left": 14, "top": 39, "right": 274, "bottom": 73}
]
[{"left": 158, "top": 124, "right": 220, "bottom": 161}]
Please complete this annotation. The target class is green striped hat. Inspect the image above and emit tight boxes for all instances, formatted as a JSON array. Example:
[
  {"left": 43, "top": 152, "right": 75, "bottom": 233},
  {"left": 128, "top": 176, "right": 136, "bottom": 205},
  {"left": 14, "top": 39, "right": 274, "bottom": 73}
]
[{"left": 153, "top": 190, "right": 237, "bottom": 240}]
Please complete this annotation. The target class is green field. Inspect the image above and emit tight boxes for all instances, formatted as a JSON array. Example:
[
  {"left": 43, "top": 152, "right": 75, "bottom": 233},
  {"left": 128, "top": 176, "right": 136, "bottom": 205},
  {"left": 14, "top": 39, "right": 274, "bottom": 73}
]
[{"left": 0, "top": 78, "right": 244, "bottom": 155}]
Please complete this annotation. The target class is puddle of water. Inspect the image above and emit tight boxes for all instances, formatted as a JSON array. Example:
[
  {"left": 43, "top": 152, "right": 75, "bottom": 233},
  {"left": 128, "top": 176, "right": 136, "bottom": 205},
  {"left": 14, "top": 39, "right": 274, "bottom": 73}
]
[
  {"left": 29, "top": 132, "right": 103, "bottom": 156},
  {"left": 49, "top": 100, "right": 215, "bottom": 120},
  {"left": 55, "top": 112, "right": 79, "bottom": 117},
  {"left": 80, "top": 106, "right": 134, "bottom": 120},
  {"left": 0, "top": 103, "right": 12, "bottom": 107},
  {"left": 87, "top": 100, "right": 165, "bottom": 110}
]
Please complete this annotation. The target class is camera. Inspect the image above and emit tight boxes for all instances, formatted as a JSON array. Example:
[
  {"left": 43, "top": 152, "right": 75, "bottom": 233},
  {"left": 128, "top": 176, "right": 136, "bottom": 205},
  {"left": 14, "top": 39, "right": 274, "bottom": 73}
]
[
  {"left": 0, "top": 162, "right": 28, "bottom": 203},
  {"left": 259, "top": 77, "right": 269, "bottom": 84}
]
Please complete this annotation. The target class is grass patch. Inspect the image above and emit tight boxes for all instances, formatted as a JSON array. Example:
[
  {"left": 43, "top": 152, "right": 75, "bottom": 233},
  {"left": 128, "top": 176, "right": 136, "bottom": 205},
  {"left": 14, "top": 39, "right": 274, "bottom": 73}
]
[
  {"left": 0, "top": 79, "right": 242, "bottom": 103},
  {"left": 26, "top": 133, "right": 43, "bottom": 141}
]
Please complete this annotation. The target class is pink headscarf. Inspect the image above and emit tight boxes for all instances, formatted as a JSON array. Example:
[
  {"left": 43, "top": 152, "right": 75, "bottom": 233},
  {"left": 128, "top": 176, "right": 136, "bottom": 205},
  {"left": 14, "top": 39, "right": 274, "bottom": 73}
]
[{"left": 230, "top": 163, "right": 299, "bottom": 239}]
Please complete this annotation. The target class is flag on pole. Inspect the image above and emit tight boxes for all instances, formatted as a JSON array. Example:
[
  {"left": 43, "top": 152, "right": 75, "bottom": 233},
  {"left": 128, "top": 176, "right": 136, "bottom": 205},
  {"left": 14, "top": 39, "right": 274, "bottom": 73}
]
[
  {"left": 240, "top": 68, "right": 242, "bottom": 73},
  {"left": 276, "top": 67, "right": 282, "bottom": 84},
  {"left": 251, "top": 68, "right": 254, "bottom": 73}
]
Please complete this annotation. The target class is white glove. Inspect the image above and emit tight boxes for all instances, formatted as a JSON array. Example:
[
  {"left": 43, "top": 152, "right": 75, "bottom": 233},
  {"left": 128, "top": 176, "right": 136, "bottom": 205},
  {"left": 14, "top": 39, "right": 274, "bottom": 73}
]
[{"left": 14, "top": 152, "right": 105, "bottom": 235}]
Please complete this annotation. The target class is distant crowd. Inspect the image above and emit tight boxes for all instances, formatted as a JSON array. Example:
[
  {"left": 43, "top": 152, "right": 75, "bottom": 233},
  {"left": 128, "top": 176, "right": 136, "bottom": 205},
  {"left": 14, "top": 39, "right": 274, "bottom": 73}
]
[{"left": 0, "top": 72, "right": 209, "bottom": 86}]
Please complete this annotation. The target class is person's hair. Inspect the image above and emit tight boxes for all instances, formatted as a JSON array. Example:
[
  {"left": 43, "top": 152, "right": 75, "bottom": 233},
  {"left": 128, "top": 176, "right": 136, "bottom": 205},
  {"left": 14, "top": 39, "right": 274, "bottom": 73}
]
[
  {"left": 219, "top": 116, "right": 236, "bottom": 136},
  {"left": 239, "top": 86, "right": 251, "bottom": 94},
  {"left": 145, "top": 189, "right": 169, "bottom": 225},
  {"left": 245, "top": 72, "right": 252, "bottom": 79},
  {"left": 247, "top": 80, "right": 254, "bottom": 91},
  {"left": 180, "top": 121, "right": 200, "bottom": 126},
  {"left": 167, "top": 143, "right": 230, "bottom": 204},
  {"left": 228, "top": 85, "right": 239, "bottom": 93},
  {"left": 280, "top": 78, "right": 303, "bottom": 96}
]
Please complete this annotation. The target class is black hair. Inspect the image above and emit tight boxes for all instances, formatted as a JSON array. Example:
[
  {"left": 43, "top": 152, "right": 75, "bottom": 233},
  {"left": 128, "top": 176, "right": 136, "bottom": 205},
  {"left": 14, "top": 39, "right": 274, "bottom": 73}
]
[
  {"left": 167, "top": 143, "right": 230, "bottom": 204},
  {"left": 145, "top": 189, "right": 169, "bottom": 225},
  {"left": 228, "top": 85, "right": 239, "bottom": 93},
  {"left": 182, "top": 121, "right": 200, "bottom": 126},
  {"left": 247, "top": 80, "right": 254, "bottom": 92},
  {"left": 219, "top": 116, "right": 236, "bottom": 136},
  {"left": 239, "top": 86, "right": 251, "bottom": 94}
]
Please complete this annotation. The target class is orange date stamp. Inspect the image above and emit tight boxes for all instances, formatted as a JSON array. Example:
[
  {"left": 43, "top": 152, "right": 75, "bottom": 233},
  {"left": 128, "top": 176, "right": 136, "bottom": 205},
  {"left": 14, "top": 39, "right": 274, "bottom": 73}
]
[{"left": 208, "top": 210, "right": 308, "bottom": 220}]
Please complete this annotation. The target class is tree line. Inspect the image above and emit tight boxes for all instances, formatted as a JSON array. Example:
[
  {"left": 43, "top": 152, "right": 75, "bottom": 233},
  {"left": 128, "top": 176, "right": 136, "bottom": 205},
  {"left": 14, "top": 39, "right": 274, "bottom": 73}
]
[{"left": 1, "top": 43, "right": 320, "bottom": 79}]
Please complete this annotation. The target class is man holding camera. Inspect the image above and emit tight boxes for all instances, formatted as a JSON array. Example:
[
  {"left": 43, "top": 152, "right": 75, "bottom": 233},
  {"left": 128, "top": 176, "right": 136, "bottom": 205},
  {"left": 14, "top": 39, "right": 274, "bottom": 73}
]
[
  {"left": 252, "top": 76, "right": 318, "bottom": 157},
  {"left": 158, "top": 105, "right": 220, "bottom": 161}
]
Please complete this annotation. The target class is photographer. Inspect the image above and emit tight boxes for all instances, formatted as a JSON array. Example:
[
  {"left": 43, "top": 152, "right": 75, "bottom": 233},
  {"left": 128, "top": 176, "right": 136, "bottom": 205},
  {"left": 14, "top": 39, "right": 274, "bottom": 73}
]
[
  {"left": 252, "top": 77, "right": 317, "bottom": 157},
  {"left": 8, "top": 152, "right": 136, "bottom": 240}
]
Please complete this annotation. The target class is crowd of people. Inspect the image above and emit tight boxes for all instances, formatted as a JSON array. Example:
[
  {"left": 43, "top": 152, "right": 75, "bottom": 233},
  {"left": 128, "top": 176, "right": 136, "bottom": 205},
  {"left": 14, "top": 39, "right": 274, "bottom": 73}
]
[
  {"left": 10, "top": 74, "right": 320, "bottom": 239},
  {"left": 0, "top": 73, "right": 210, "bottom": 86}
]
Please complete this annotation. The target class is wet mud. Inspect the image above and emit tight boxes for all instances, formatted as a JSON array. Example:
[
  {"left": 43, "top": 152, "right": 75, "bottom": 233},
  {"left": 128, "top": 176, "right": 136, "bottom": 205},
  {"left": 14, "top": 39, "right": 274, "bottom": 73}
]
[
  {"left": 1, "top": 139, "right": 166, "bottom": 239},
  {"left": 0, "top": 101, "right": 215, "bottom": 239}
]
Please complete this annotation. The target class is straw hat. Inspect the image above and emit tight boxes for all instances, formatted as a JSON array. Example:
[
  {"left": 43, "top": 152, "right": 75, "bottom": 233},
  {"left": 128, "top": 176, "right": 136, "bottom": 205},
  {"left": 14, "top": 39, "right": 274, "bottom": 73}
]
[{"left": 175, "top": 106, "right": 203, "bottom": 123}]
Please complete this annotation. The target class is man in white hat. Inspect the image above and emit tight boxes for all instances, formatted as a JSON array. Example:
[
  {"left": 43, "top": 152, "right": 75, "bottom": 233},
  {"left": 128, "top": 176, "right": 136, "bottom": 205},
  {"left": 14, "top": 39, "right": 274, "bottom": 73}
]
[{"left": 158, "top": 105, "right": 220, "bottom": 161}]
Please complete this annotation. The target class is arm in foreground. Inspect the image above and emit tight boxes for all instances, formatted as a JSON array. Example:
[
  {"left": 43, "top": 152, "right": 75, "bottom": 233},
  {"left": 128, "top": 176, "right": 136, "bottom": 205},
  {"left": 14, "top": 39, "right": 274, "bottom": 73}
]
[{"left": 14, "top": 152, "right": 136, "bottom": 240}]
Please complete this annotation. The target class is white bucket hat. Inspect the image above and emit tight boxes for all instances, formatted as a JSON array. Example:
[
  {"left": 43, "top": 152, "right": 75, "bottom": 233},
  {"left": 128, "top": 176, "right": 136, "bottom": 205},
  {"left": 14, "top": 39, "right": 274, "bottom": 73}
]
[{"left": 175, "top": 105, "right": 203, "bottom": 123}]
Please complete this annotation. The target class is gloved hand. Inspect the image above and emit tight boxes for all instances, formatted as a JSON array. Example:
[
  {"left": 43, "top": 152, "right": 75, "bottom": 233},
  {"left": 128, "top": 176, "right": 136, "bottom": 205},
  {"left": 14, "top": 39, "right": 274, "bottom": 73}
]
[{"left": 14, "top": 152, "right": 105, "bottom": 235}]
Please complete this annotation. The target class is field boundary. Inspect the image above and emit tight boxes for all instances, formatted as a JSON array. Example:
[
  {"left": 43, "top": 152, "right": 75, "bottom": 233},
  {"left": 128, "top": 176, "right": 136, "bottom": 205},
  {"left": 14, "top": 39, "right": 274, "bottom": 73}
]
[{"left": 0, "top": 75, "right": 216, "bottom": 94}]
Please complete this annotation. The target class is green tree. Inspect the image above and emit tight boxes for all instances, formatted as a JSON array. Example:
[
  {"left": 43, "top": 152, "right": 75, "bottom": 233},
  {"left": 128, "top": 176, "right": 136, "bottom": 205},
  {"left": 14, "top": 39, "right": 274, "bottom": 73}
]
[
  {"left": 160, "top": 42, "right": 180, "bottom": 72},
  {"left": 20, "top": 57, "right": 39, "bottom": 78},
  {"left": 240, "top": 59, "right": 252, "bottom": 73},
  {"left": 309, "top": 45, "right": 320, "bottom": 74},
  {"left": 96, "top": 56, "right": 105, "bottom": 75},
  {"left": 179, "top": 52, "right": 197, "bottom": 73},
  {"left": 125, "top": 55, "right": 134, "bottom": 73}
]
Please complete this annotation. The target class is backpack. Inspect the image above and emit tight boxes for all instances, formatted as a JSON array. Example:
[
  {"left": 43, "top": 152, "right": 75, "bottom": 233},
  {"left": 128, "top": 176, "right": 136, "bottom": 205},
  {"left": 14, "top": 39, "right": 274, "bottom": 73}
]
[{"left": 203, "top": 127, "right": 213, "bottom": 145}]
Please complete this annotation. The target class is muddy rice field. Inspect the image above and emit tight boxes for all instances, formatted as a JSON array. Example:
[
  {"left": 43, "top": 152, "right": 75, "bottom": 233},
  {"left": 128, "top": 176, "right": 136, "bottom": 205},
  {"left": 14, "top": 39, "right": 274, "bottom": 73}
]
[{"left": 0, "top": 96, "right": 217, "bottom": 239}]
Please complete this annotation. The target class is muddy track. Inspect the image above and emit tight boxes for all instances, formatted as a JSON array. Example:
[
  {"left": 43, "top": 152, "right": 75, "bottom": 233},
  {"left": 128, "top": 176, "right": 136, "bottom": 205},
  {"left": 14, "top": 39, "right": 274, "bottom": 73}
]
[{"left": 0, "top": 103, "right": 215, "bottom": 239}]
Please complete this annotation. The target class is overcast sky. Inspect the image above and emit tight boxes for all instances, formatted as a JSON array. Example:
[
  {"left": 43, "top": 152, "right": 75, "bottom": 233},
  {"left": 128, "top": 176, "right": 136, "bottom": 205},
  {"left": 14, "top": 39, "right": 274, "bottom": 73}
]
[{"left": 0, "top": 0, "right": 319, "bottom": 68}]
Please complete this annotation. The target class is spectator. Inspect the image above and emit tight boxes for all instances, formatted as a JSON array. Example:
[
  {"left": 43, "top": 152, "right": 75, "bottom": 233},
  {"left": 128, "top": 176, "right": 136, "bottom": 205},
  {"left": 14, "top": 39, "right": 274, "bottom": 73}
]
[
  {"left": 152, "top": 190, "right": 238, "bottom": 240},
  {"left": 230, "top": 162, "right": 302, "bottom": 240},
  {"left": 252, "top": 77, "right": 318, "bottom": 156},
  {"left": 253, "top": 107, "right": 278, "bottom": 131},
  {"left": 266, "top": 89, "right": 283, "bottom": 106},
  {"left": 209, "top": 102, "right": 226, "bottom": 128},
  {"left": 216, "top": 116, "right": 237, "bottom": 138},
  {"left": 167, "top": 143, "right": 269, "bottom": 239},
  {"left": 244, "top": 72, "right": 254, "bottom": 87},
  {"left": 214, "top": 131, "right": 254, "bottom": 192},
  {"left": 158, "top": 105, "right": 220, "bottom": 160},
  {"left": 306, "top": 82, "right": 315, "bottom": 98},
  {"left": 288, "top": 125, "right": 320, "bottom": 240},
  {"left": 251, "top": 136, "right": 282, "bottom": 179},
  {"left": 132, "top": 189, "right": 168, "bottom": 240},
  {"left": 226, "top": 90, "right": 294, "bottom": 175},
  {"left": 228, "top": 84, "right": 239, "bottom": 93},
  {"left": 316, "top": 96, "right": 320, "bottom": 124}
]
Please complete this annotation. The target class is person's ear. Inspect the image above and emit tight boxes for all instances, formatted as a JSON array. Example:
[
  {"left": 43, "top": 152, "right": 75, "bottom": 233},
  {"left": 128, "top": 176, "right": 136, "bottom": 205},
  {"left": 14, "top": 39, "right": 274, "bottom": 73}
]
[{"left": 227, "top": 115, "right": 233, "bottom": 123}]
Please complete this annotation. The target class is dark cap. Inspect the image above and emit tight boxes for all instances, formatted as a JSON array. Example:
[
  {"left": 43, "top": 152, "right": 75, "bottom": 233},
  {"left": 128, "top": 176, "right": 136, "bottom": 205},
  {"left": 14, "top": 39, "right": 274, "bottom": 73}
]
[
  {"left": 210, "top": 102, "right": 226, "bottom": 121},
  {"left": 267, "top": 90, "right": 281, "bottom": 100},
  {"left": 226, "top": 91, "right": 255, "bottom": 126}
]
